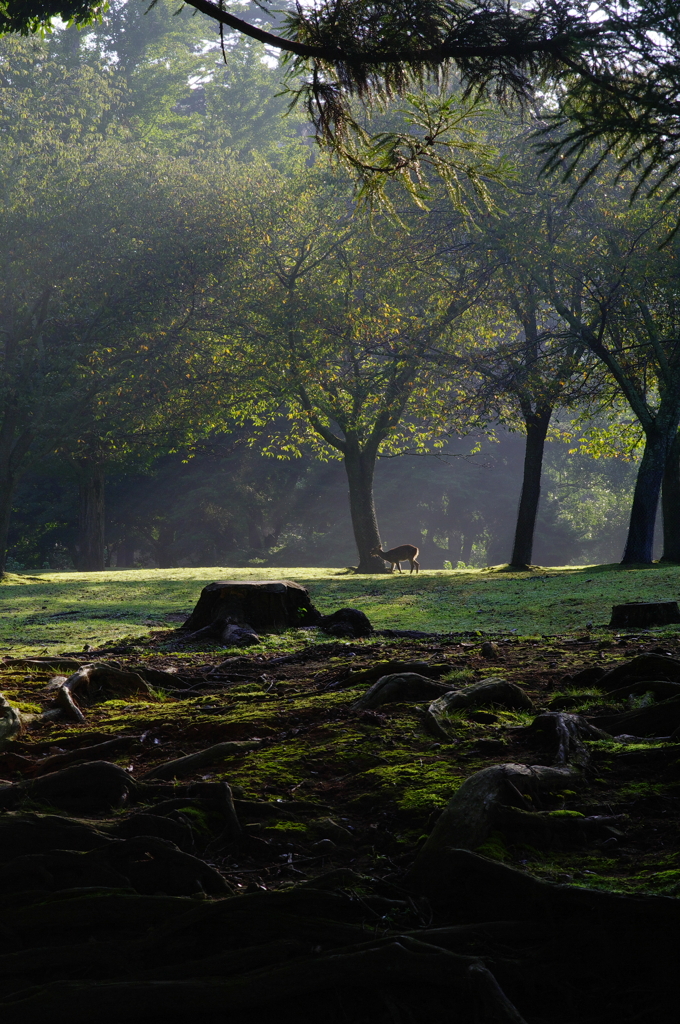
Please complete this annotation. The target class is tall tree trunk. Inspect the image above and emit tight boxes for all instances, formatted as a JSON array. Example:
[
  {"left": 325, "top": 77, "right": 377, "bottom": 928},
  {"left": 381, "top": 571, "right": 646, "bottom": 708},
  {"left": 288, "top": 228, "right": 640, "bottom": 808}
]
[
  {"left": 76, "top": 461, "right": 106, "bottom": 571},
  {"left": 509, "top": 406, "right": 551, "bottom": 569},
  {"left": 0, "top": 478, "right": 14, "bottom": 577},
  {"left": 661, "top": 430, "right": 680, "bottom": 562},
  {"left": 343, "top": 444, "right": 387, "bottom": 573},
  {"left": 621, "top": 429, "right": 668, "bottom": 564}
]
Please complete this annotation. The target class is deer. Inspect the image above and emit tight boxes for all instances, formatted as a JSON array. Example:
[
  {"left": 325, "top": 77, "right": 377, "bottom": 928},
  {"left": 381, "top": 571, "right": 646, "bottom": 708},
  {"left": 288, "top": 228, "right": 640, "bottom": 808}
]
[{"left": 371, "top": 543, "right": 420, "bottom": 574}]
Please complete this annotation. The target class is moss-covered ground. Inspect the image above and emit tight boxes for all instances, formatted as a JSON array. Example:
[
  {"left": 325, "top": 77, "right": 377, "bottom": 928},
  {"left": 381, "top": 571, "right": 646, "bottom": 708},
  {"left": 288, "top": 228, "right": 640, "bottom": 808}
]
[{"left": 3, "top": 558, "right": 680, "bottom": 901}]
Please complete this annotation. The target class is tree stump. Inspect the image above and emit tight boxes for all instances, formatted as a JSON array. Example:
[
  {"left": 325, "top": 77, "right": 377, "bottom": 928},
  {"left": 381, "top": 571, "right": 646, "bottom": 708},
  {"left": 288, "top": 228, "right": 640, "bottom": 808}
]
[
  {"left": 609, "top": 601, "right": 680, "bottom": 627},
  {"left": 183, "top": 580, "right": 321, "bottom": 633}
]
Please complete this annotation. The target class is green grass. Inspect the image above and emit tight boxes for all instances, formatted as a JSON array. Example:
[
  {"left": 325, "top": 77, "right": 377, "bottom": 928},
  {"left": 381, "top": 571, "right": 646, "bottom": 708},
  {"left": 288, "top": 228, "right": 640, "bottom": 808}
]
[{"left": 2, "top": 561, "right": 680, "bottom": 655}]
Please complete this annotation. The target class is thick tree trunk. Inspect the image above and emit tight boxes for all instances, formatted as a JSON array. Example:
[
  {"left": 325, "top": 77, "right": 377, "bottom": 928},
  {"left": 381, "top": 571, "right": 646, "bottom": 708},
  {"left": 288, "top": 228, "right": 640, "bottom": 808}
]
[
  {"left": 622, "top": 429, "right": 669, "bottom": 564},
  {"left": 661, "top": 430, "right": 680, "bottom": 562},
  {"left": 509, "top": 407, "right": 551, "bottom": 569},
  {"left": 76, "top": 462, "right": 106, "bottom": 571},
  {"left": 343, "top": 445, "right": 387, "bottom": 573}
]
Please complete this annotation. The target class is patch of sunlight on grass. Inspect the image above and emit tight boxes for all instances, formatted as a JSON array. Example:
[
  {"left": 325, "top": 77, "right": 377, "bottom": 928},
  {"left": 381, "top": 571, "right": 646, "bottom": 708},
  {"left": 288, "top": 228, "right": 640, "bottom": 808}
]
[{"left": 1, "top": 562, "right": 680, "bottom": 654}]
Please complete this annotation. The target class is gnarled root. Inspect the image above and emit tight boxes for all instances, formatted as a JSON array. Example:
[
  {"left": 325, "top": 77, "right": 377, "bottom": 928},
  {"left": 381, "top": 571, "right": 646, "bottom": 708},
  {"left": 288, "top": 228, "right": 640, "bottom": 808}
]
[
  {"left": 519, "top": 712, "right": 609, "bottom": 765},
  {"left": 408, "top": 763, "right": 576, "bottom": 883}
]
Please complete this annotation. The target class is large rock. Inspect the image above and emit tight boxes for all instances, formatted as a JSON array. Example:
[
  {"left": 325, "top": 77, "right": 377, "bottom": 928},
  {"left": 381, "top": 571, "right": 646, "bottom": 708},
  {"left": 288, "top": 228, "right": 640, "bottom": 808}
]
[{"left": 183, "top": 580, "right": 321, "bottom": 633}]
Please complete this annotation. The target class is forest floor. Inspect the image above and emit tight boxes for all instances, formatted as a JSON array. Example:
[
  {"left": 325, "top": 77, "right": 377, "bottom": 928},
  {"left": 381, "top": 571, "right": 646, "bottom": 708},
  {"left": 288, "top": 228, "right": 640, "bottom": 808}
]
[{"left": 1, "top": 564, "right": 680, "bottom": 1022}]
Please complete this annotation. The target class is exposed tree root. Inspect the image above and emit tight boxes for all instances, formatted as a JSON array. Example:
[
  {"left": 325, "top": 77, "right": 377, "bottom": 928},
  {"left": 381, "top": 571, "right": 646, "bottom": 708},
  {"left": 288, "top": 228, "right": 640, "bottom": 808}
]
[
  {"left": 423, "top": 679, "right": 534, "bottom": 739},
  {"left": 2, "top": 640, "right": 680, "bottom": 1024},
  {"left": 0, "top": 760, "right": 137, "bottom": 813},
  {"left": 592, "top": 695, "right": 680, "bottom": 737},
  {"left": 597, "top": 653, "right": 680, "bottom": 690},
  {"left": 409, "top": 763, "right": 576, "bottom": 875},
  {"left": 520, "top": 712, "right": 608, "bottom": 765},
  {"left": 140, "top": 740, "right": 263, "bottom": 781},
  {"left": 352, "top": 673, "right": 453, "bottom": 711}
]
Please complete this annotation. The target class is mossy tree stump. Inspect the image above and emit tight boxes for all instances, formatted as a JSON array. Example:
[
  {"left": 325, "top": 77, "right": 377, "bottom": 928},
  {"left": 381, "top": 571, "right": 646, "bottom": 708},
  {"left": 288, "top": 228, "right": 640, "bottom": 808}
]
[
  {"left": 183, "top": 580, "right": 321, "bottom": 634},
  {"left": 609, "top": 601, "right": 680, "bottom": 628}
]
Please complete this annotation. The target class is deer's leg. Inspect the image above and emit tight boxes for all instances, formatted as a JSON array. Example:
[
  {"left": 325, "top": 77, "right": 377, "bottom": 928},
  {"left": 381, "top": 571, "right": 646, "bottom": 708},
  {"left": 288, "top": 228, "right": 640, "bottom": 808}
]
[{"left": 395, "top": 561, "right": 402, "bottom": 572}]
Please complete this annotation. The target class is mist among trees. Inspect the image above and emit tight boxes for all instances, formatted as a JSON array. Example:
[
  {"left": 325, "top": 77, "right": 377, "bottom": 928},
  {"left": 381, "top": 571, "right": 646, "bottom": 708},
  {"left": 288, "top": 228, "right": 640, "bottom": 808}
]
[{"left": 0, "top": 0, "right": 676, "bottom": 574}]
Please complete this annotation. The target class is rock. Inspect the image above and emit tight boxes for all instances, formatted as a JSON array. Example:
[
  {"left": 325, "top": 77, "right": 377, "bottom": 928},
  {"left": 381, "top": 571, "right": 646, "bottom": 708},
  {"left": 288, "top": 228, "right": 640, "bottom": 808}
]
[
  {"left": 609, "top": 601, "right": 680, "bottom": 628},
  {"left": 183, "top": 580, "right": 321, "bottom": 634},
  {"left": 318, "top": 608, "right": 373, "bottom": 638},
  {"left": 481, "top": 642, "right": 500, "bottom": 659}
]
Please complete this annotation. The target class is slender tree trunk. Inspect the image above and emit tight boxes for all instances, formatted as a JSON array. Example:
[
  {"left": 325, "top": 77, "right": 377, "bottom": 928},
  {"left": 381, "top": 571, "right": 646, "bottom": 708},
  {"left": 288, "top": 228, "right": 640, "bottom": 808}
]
[
  {"left": 509, "top": 406, "right": 551, "bottom": 569},
  {"left": 76, "top": 461, "right": 106, "bottom": 571},
  {"left": 621, "top": 429, "right": 669, "bottom": 564},
  {"left": 343, "top": 443, "right": 387, "bottom": 573},
  {"left": 661, "top": 430, "right": 680, "bottom": 562}
]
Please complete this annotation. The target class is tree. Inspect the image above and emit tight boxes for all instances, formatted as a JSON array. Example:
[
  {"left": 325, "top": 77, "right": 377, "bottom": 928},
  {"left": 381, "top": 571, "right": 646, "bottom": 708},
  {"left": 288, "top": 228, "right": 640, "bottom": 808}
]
[
  {"left": 216, "top": 169, "right": 491, "bottom": 572},
  {"left": 0, "top": 35, "right": 254, "bottom": 574},
  {"left": 520, "top": 184, "right": 680, "bottom": 564},
  {"left": 7, "top": 1, "right": 680, "bottom": 204},
  {"left": 456, "top": 288, "right": 592, "bottom": 570},
  {"left": 0, "top": 36, "right": 122, "bottom": 576}
]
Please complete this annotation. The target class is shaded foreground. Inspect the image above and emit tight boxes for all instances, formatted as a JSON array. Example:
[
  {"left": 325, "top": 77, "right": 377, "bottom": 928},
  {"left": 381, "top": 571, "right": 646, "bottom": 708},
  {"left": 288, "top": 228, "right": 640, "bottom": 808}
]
[{"left": 1, "top": 627, "right": 680, "bottom": 1023}]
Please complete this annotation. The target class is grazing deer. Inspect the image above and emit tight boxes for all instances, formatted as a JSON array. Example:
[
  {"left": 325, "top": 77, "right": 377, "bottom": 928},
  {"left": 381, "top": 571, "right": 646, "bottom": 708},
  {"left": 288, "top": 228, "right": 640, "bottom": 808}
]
[{"left": 371, "top": 543, "right": 420, "bottom": 574}]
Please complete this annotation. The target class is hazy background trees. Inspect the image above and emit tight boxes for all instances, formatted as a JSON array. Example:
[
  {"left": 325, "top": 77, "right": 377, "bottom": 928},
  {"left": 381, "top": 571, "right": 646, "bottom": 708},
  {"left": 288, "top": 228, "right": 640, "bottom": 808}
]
[{"left": 0, "top": 2, "right": 672, "bottom": 573}]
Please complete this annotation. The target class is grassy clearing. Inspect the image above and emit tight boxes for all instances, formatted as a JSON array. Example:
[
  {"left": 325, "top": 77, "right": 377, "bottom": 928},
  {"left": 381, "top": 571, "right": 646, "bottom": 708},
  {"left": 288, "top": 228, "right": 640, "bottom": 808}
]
[{"left": 2, "top": 561, "right": 680, "bottom": 655}]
